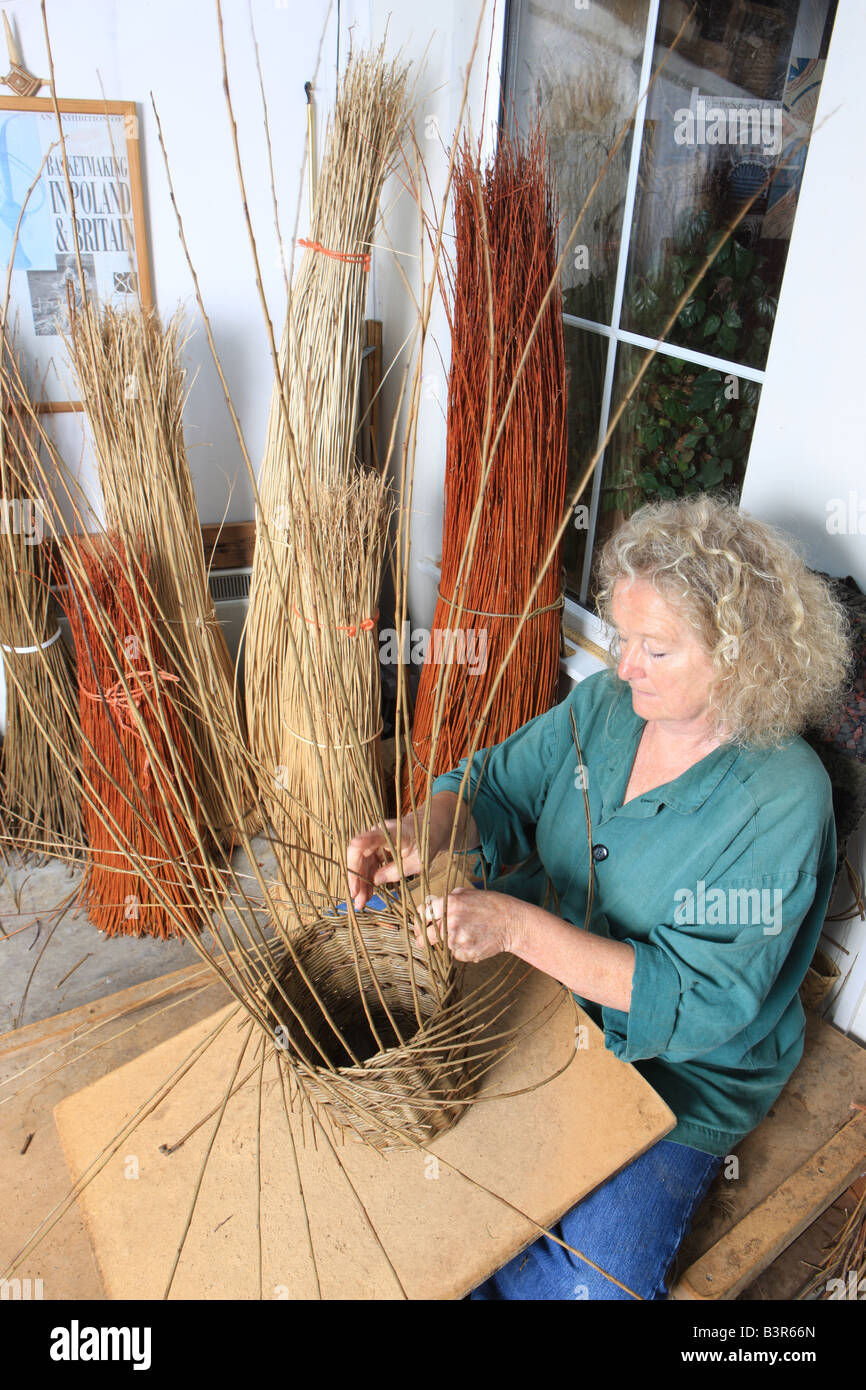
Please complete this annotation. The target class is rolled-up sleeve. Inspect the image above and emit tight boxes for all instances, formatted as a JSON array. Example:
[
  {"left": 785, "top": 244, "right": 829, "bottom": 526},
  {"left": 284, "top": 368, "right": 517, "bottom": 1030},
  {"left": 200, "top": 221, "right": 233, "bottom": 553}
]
[
  {"left": 601, "top": 937, "right": 681, "bottom": 1059},
  {"left": 599, "top": 866, "right": 827, "bottom": 1064}
]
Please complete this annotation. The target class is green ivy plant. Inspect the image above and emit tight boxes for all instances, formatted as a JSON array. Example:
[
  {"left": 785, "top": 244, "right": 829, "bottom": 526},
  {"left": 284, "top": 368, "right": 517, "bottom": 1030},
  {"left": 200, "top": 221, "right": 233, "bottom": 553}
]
[{"left": 610, "top": 210, "right": 776, "bottom": 509}]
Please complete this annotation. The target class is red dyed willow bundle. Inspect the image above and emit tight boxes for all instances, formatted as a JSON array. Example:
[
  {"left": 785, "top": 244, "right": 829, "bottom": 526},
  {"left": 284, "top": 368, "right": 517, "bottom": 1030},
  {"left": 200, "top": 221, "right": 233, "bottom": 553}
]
[
  {"left": 407, "top": 125, "right": 567, "bottom": 804},
  {"left": 60, "top": 537, "right": 205, "bottom": 938}
]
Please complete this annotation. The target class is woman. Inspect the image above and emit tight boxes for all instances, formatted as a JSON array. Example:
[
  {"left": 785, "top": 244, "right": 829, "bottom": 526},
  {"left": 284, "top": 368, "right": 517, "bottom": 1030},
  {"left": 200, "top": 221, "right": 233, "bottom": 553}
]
[{"left": 347, "top": 494, "right": 851, "bottom": 1300}]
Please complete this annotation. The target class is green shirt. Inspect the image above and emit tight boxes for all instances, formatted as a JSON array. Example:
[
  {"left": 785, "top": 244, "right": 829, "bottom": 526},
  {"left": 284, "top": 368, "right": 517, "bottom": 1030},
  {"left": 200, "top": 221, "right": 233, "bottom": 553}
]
[{"left": 431, "top": 668, "right": 837, "bottom": 1156}]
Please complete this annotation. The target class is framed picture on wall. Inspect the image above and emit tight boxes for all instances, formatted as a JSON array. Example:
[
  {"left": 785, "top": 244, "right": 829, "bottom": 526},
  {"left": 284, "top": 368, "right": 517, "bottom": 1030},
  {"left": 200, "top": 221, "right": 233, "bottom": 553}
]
[{"left": 0, "top": 96, "right": 152, "bottom": 410}]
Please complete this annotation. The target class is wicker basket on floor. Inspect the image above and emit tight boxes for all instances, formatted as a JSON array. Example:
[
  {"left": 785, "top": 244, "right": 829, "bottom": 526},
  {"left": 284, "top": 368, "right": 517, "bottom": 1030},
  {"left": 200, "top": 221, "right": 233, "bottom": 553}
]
[
  {"left": 799, "top": 947, "right": 841, "bottom": 1013},
  {"left": 264, "top": 906, "right": 477, "bottom": 1151}
]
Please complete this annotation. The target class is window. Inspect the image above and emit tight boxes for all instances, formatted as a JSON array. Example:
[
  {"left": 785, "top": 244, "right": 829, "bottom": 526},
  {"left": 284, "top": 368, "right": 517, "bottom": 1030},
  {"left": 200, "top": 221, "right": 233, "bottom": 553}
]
[{"left": 503, "top": 0, "right": 838, "bottom": 608}]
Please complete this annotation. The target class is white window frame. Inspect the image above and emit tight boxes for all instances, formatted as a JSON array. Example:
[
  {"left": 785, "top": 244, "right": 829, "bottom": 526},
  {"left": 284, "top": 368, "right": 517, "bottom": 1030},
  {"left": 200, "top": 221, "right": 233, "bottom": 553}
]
[{"left": 502, "top": 0, "right": 807, "bottom": 642}]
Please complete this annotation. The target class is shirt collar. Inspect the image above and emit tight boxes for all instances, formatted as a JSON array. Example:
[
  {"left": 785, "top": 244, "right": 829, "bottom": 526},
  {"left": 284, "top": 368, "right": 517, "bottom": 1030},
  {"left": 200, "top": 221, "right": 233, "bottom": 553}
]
[{"left": 598, "top": 676, "right": 743, "bottom": 817}]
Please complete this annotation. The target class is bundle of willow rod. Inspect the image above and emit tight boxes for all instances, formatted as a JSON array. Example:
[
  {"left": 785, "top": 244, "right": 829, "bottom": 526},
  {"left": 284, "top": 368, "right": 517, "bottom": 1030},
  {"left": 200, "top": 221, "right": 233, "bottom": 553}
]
[
  {"left": 0, "top": 338, "right": 83, "bottom": 860},
  {"left": 60, "top": 534, "right": 206, "bottom": 938},
  {"left": 406, "top": 126, "right": 567, "bottom": 805},
  {"left": 246, "top": 46, "right": 409, "bottom": 862},
  {"left": 63, "top": 301, "right": 255, "bottom": 846},
  {"left": 272, "top": 471, "right": 391, "bottom": 904},
  {"left": 796, "top": 1180, "right": 866, "bottom": 1300}
]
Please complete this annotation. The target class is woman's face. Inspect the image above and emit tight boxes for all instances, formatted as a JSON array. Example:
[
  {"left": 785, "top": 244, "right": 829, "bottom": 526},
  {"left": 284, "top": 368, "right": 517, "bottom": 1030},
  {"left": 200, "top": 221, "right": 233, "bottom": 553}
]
[{"left": 610, "top": 576, "right": 717, "bottom": 729}]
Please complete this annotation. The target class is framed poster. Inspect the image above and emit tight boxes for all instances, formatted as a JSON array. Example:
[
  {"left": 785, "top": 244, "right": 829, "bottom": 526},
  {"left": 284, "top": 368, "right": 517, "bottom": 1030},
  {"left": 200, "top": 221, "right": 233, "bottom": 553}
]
[{"left": 0, "top": 97, "right": 152, "bottom": 409}]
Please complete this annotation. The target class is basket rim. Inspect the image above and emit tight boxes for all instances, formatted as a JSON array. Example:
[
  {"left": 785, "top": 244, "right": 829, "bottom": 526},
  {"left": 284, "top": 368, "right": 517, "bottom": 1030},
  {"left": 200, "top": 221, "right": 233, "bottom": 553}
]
[{"left": 264, "top": 909, "right": 465, "bottom": 1076}]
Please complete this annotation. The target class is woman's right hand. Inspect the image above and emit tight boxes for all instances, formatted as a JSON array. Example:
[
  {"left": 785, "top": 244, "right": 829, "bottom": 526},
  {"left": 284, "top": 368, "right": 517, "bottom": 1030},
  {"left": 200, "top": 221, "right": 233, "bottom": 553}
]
[
  {"left": 346, "top": 792, "right": 468, "bottom": 911},
  {"left": 346, "top": 815, "right": 425, "bottom": 911}
]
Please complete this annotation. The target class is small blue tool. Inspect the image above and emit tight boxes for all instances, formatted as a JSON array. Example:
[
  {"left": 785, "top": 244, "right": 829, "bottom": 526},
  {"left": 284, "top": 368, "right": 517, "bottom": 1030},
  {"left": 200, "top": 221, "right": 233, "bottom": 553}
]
[{"left": 331, "top": 892, "right": 389, "bottom": 915}]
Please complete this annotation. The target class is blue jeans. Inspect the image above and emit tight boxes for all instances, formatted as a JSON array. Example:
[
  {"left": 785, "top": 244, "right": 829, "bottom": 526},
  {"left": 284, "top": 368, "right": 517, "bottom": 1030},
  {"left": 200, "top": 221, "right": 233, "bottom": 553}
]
[{"left": 468, "top": 1139, "right": 722, "bottom": 1300}]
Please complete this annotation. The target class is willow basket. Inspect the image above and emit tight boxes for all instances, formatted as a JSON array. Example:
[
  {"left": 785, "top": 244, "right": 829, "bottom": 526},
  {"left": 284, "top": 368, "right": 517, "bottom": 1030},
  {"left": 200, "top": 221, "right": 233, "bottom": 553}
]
[
  {"left": 799, "top": 946, "right": 841, "bottom": 1013},
  {"left": 265, "top": 911, "right": 475, "bottom": 1152}
]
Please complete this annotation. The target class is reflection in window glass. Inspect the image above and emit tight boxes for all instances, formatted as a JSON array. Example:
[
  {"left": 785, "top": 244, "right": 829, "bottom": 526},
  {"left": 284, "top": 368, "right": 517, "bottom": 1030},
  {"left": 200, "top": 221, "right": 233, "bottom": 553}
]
[
  {"left": 562, "top": 324, "right": 608, "bottom": 590},
  {"left": 592, "top": 345, "right": 762, "bottom": 563},
  {"left": 623, "top": 0, "right": 838, "bottom": 369},
  {"left": 505, "top": 0, "right": 649, "bottom": 323}
]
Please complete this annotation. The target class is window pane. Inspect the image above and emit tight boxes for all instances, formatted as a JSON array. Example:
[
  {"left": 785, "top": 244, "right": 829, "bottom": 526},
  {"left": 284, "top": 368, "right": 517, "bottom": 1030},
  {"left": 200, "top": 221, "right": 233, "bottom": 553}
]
[
  {"left": 589, "top": 342, "right": 762, "bottom": 571},
  {"left": 563, "top": 323, "right": 609, "bottom": 594},
  {"left": 505, "top": 0, "right": 649, "bottom": 323},
  {"left": 622, "top": 0, "right": 838, "bottom": 369}
]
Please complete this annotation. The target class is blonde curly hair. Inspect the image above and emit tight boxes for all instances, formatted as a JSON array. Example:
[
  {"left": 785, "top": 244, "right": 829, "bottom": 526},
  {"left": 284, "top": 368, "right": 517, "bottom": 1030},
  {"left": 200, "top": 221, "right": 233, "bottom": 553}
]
[{"left": 593, "top": 493, "right": 852, "bottom": 747}]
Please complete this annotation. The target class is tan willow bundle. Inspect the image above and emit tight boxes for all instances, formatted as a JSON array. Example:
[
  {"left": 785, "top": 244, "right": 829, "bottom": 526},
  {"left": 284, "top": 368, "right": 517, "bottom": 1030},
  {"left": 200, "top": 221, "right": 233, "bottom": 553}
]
[
  {"left": 0, "top": 339, "right": 82, "bottom": 859},
  {"left": 246, "top": 47, "right": 409, "bottom": 897},
  {"left": 63, "top": 303, "right": 255, "bottom": 847},
  {"left": 274, "top": 472, "right": 390, "bottom": 905}
]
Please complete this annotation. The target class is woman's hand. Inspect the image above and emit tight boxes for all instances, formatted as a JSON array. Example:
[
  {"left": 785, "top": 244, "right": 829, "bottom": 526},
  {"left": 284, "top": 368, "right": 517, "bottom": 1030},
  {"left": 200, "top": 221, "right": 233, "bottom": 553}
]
[
  {"left": 417, "top": 885, "right": 524, "bottom": 963},
  {"left": 419, "top": 890, "right": 635, "bottom": 1009},
  {"left": 346, "top": 814, "right": 426, "bottom": 910},
  {"left": 347, "top": 791, "right": 479, "bottom": 912}
]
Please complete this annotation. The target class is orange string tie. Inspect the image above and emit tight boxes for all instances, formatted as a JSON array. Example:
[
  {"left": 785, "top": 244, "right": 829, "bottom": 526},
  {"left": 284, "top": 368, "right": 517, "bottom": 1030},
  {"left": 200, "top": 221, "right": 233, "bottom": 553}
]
[
  {"left": 298, "top": 237, "right": 371, "bottom": 271},
  {"left": 82, "top": 667, "right": 181, "bottom": 735},
  {"left": 293, "top": 605, "right": 379, "bottom": 637},
  {"left": 141, "top": 753, "right": 179, "bottom": 795}
]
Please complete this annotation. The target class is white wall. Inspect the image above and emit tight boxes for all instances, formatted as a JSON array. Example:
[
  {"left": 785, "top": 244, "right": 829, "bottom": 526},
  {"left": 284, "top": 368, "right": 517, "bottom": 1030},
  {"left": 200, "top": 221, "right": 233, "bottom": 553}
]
[
  {"left": 741, "top": 1, "right": 865, "bottom": 584},
  {"left": 4, "top": 0, "right": 341, "bottom": 523},
  {"left": 348, "top": 0, "right": 503, "bottom": 634}
]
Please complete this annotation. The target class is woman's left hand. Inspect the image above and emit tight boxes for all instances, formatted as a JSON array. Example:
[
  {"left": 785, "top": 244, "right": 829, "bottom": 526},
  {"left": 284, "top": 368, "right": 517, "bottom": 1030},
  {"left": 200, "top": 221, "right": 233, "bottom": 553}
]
[{"left": 416, "top": 885, "right": 524, "bottom": 963}]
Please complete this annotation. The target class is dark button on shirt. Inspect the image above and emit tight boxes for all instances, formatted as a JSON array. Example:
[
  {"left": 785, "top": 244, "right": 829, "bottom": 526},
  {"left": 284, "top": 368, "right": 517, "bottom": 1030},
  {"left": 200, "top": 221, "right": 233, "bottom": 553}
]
[{"left": 592, "top": 844, "right": 609, "bottom": 862}]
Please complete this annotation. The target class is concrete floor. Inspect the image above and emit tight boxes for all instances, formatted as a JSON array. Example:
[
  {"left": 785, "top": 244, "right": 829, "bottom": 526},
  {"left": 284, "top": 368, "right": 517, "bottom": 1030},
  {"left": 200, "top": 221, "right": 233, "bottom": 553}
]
[{"left": 0, "top": 835, "right": 280, "bottom": 1033}]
